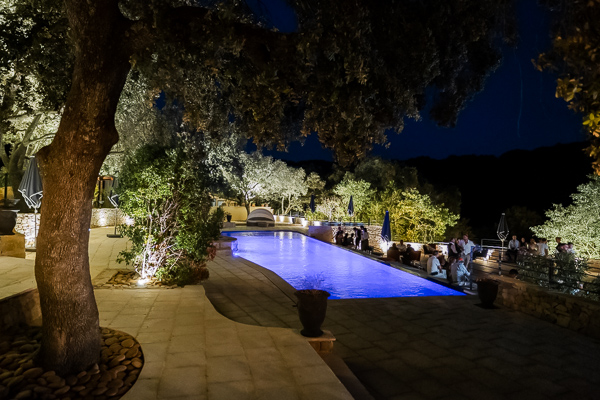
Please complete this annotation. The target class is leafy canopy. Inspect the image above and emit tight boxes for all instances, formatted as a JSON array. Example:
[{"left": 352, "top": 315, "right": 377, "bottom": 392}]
[{"left": 531, "top": 175, "right": 600, "bottom": 259}]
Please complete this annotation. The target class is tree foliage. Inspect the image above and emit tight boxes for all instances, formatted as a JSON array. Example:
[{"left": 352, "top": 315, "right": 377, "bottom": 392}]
[
  {"left": 531, "top": 175, "right": 600, "bottom": 259},
  {"left": 373, "top": 186, "right": 459, "bottom": 243},
  {"left": 332, "top": 173, "right": 374, "bottom": 221},
  {"left": 0, "top": 0, "right": 70, "bottom": 193},
  {"left": 0, "top": 0, "right": 517, "bottom": 374},
  {"left": 118, "top": 142, "right": 223, "bottom": 285},
  {"left": 537, "top": 0, "right": 600, "bottom": 172}
]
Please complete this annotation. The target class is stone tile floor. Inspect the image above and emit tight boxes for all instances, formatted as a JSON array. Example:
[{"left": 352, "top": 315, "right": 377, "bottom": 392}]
[
  {"left": 203, "top": 253, "right": 600, "bottom": 399},
  {"left": 0, "top": 228, "right": 353, "bottom": 400}
]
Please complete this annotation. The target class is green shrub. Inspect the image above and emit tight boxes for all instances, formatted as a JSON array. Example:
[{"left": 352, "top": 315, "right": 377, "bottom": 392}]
[{"left": 117, "top": 142, "right": 223, "bottom": 285}]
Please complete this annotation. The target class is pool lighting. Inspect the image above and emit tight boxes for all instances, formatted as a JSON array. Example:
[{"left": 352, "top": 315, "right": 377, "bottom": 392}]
[
  {"left": 137, "top": 278, "right": 149, "bottom": 286},
  {"left": 380, "top": 240, "right": 391, "bottom": 253}
]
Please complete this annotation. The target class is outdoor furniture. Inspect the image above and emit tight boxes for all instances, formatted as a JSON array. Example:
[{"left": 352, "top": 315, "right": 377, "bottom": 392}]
[{"left": 405, "top": 250, "right": 422, "bottom": 267}]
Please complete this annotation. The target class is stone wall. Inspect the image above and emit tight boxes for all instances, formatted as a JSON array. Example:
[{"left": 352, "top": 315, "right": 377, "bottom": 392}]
[
  {"left": 15, "top": 209, "right": 127, "bottom": 248},
  {"left": 0, "top": 289, "right": 42, "bottom": 331},
  {"left": 496, "top": 278, "right": 600, "bottom": 340},
  {"left": 90, "top": 208, "right": 126, "bottom": 228},
  {"left": 0, "top": 233, "right": 25, "bottom": 258},
  {"left": 329, "top": 225, "right": 384, "bottom": 253},
  {"left": 15, "top": 214, "right": 39, "bottom": 249}
]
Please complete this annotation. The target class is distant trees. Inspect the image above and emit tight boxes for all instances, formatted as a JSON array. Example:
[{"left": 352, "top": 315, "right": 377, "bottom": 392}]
[
  {"left": 531, "top": 176, "right": 600, "bottom": 259},
  {"left": 373, "top": 186, "right": 459, "bottom": 243},
  {"left": 332, "top": 173, "right": 375, "bottom": 221}
]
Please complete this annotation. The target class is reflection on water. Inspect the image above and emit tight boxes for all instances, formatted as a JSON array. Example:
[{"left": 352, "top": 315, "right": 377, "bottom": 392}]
[{"left": 223, "top": 231, "right": 464, "bottom": 300}]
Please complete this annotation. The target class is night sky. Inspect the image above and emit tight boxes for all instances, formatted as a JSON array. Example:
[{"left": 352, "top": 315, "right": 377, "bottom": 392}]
[{"left": 259, "top": 0, "right": 586, "bottom": 162}]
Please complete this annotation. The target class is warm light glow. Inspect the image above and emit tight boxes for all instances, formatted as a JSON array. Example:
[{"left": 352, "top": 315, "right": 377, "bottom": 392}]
[
  {"left": 380, "top": 240, "right": 390, "bottom": 253},
  {"left": 137, "top": 278, "right": 149, "bottom": 286}
]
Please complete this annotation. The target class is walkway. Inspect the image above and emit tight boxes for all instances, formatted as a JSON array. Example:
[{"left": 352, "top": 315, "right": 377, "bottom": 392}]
[
  {"left": 203, "top": 252, "right": 600, "bottom": 399},
  {"left": 0, "top": 228, "right": 352, "bottom": 400}
]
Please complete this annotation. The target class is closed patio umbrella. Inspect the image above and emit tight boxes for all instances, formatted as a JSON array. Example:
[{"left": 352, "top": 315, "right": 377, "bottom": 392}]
[
  {"left": 18, "top": 156, "right": 43, "bottom": 245},
  {"left": 309, "top": 194, "right": 315, "bottom": 213},
  {"left": 347, "top": 195, "right": 354, "bottom": 217},
  {"left": 106, "top": 176, "right": 122, "bottom": 238},
  {"left": 496, "top": 213, "right": 509, "bottom": 275},
  {"left": 381, "top": 211, "right": 391, "bottom": 243}
]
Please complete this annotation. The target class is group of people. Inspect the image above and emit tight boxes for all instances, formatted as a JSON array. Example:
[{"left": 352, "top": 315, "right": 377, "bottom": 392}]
[
  {"left": 335, "top": 226, "right": 371, "bottom": 251},
  {"left": 506, "top": 235, "right": 575, "bottom": 262},
  {"left": 385, "top": 234, "right": 476, "bottom": 285}
]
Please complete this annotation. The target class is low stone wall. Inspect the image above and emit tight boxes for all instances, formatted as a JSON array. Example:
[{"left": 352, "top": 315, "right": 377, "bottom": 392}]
[
  {"left": 213, "top": 236, "right": 237, "bottom": 255},
  {"left": 0, "top": 289, "right": 42, "bottom": 331},
  {"left": 15, "top": 214, "right": 39, "bottom": 249},
  {"left": 496, "top": 278, "right": 600, "bottom": 340},
  {"left": 329, "top": 225, "right": 383, "bottom": 253},
  {"left": 0, "top": 233, "right": 25, "bottom": 258},
  {"left": 15, "top": 209, "right": 127, "bottom": 248},
  {"left": 90, "top": 208, "right": 126, "bottom": 228}
]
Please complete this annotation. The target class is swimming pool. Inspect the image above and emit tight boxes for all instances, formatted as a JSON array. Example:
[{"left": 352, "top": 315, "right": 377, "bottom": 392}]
[{"left": 222, "top": 231, "right": 464, "bottom": 300}]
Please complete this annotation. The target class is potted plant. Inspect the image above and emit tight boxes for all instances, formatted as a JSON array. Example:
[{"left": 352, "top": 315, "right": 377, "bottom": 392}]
[
  {"left": 294, "top": 274, "right": 330, "bottom": 337},
  {"left": 0, "top": 198, "right": 20, "bottom": 236},
  {"left": 476, "top": 277, "right": 500, "bottom": 308},
  {"left": 226, "top": 213, "right": 232, "bottom": 222}
]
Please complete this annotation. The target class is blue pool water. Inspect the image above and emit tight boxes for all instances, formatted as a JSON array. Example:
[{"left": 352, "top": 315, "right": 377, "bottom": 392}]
[{"left": 222, "top": 231, "right": 464, "bottom": 300}]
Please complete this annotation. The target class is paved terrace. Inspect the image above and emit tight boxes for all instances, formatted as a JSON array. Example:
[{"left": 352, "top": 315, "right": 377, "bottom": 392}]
[
  {"left": 204, "top": 232, "right": 600, "bottom": 400},
  {"left": 0, "top": 227, "right": 352, "bottom": 400}
]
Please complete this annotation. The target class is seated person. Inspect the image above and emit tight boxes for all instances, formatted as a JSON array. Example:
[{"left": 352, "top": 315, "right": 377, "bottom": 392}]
[
  {"left": 342, "top": 233, "right": 351, "bottom": 246},
  {"left": 397, "top": 240, "right": 407, "bottom": 257},
  {"left": 423, "top": 243, "right": 434, "bottom": 255},
  {"left": 451, "top": 258, "right": 470, "bottom": 286},
  {"left": 387, "top": 243, "right": 401, "bottom": 262},
  {"left": 426, "top": 250, "right": 446, "bottom": 278}
]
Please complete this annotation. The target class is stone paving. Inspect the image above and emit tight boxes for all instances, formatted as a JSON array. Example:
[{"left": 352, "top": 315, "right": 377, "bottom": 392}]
[
  {"left": 203, "top": 252, "right": 600, "bottom": 400},
  {"left": 0, "top": 228, "right": 353, "bottom": 400}
]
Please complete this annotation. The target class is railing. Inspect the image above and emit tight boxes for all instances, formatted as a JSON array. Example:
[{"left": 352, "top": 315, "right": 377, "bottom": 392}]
[{"left": 474, "top": 240, "right": 600, "bottom": 301}]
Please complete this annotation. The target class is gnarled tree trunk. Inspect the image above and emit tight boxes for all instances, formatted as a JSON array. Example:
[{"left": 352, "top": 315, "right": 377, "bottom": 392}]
[{"left": 34, "top": 0, "right": 132, "bottom": 375}]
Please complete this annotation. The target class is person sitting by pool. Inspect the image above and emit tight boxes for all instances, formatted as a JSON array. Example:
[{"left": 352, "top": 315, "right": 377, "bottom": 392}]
[
  {"left": 451, "top": 258, "right": 470, "bottom": 286},
  {"left": 397, "top": 240, "right": 407, "bottom": 257},
  {"left": 342, "top": 233, "right": 351, "bottom": 246},
  {"left": 335, "top": 227, "right": 344, "bottom": 245},
  {"left": 427, "top": 250, "right": 446, "bottom": 278},
  {"left": 387, "top": 243, "right": 401, "bottom": 262}
]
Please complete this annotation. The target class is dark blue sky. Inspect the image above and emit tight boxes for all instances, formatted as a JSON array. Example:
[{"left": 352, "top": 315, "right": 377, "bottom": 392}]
[{"left": 259, "top": 0, "right": 585, "bottom": 162}]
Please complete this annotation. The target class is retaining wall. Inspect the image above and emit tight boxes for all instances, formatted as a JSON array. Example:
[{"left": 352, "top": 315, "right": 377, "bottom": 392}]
[
  {"left": 496, "top": 278, "right": 600, "bottom": 340},
  {"left": 0, "top": 289, "right": 41, "bottom": 331},
  {"left": 16, "top": 209, "right": 126, "bottom": 248}
]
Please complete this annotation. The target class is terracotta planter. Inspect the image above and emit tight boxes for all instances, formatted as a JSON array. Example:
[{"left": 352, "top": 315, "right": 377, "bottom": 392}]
[
  {"left": 477, "top": 279, "right": 499, "bottom": 308},
  {"left": 294, "top": 289, "right": 330, "bottom": 337},
  {"left": 0, "top": 209, "right": 18, "bottom": 235}
]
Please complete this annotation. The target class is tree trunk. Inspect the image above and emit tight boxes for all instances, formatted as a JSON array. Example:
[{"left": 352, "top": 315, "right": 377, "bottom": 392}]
[{"left": 34, "top": 0, "right": 132, "bottom": 375}]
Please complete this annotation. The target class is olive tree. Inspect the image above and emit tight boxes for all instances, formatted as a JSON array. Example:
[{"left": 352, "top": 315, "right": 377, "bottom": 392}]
[{"left": 2, "top": 0, "right": 516, "bottom": 374}]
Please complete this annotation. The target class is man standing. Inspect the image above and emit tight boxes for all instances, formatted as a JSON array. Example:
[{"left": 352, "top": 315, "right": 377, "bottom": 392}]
[
  {"left": 462, "top": 234, "right": 475, "bottom": 269},
  {"left": 361, "top": 227, "right": 370, "bottom": 252},
  {"left": 507, "top": 235, "right": 519, "bottom": 262}
]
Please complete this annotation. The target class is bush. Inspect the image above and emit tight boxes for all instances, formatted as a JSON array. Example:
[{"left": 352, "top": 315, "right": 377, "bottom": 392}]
[
  {"left": 517, "top": 253, "right": 599, "bottom": 299},
  {"left": 117, "top": 142, "right": 223, "bottom": 285}
]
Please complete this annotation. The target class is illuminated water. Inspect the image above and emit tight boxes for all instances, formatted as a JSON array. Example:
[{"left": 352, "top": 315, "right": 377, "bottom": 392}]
[{"left": 222, "top": 231, "right": 464, "bottom": 300}]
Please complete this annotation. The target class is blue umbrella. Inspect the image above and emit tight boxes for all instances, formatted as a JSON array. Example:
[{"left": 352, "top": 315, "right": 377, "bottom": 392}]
[
  {"left": 381, "top": 210, "right": 391, "bottom": 242},
  {"left": 347, "top": 195, "right": 354, "bottom": 217},
  {"left": 309, "top": 194, "right": 316, "bottom": 213},
  {"left": 18, "top": 156, "right": 43, "bottom": 211}
]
